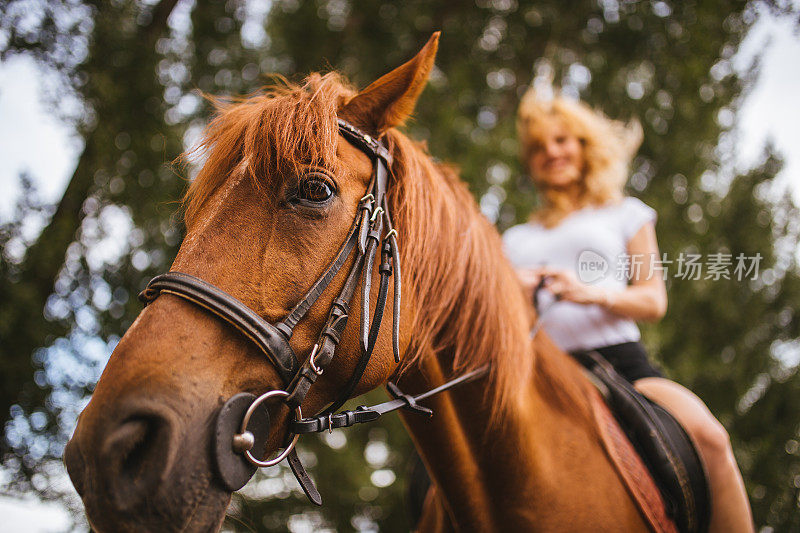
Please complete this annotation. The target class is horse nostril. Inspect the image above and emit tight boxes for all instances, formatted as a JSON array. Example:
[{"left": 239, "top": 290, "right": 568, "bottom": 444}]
[
  {"left": 101, "top": 408, "right": 178, "bottom": 511},
  {"left": 114, "top": 418, "right": 152, "bottom": 475}
]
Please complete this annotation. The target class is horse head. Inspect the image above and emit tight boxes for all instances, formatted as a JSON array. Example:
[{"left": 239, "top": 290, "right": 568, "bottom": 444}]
[{"left": 64, "top": 34, "right": 454, "bottom": 532}]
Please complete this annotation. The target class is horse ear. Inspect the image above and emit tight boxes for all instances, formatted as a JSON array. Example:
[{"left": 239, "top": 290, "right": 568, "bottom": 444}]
[{"left": 341, "top": 32, "right": 439, "bottom": 135}]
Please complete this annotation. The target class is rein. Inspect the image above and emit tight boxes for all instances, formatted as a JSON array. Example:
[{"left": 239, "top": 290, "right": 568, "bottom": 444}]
[
  {"left": 139, "top": 119, "right": 490, "bottom": 505},
  {"left": 530, "top": 275, "right": 560, "bottom": 339}
]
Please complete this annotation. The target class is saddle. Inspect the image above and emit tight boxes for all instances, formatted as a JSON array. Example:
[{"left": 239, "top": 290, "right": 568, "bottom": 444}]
[{"left": 572, "top": 350, "right": 711, "bottom": 533}]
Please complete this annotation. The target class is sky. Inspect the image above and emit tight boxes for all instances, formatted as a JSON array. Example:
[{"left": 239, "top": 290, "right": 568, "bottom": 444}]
[
  {"left": 0, "top": 59, "right": 82, "bottom": 219},
  {"left": 0, "top": 495, "right": 72, "bottom": 532},
  {"left": 734, "top": 8, "right": 800, "bottom": 200},
  {"left": 0, "top": 6, "right": 798, "bottom": 531}
]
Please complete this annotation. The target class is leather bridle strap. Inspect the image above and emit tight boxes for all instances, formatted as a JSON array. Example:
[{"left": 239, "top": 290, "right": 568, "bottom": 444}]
[
  {"left": 384, "top": 198, "right": 402, "bottom": 364},
  {"left": 290, "top": 365, "right": 491, "bottom": 433},
  {"left": 321, "top": 240, "right": 392, "bottom": 416},
  {"left": 276, "top": 213, "right": 362, "bottom": 338},
  {"left": 313, "top": 122, "right": 396, "bottom": 415},
  {"left": 138, "top": 271, "right": 299, "bottom": 385},
  {"left": 283, "top": 227, "right": 367, "bottom": 408},
  {"left": 283, "top": 123, "right": 394, "bottom": 410}
]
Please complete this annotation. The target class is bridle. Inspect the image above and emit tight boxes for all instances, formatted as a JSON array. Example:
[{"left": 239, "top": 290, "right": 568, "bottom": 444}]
[{"left": 139, "top": 118, "right": 489, "bottom": 505}]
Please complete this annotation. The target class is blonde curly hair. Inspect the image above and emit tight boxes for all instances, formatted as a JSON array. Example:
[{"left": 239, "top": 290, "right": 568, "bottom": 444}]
[{"left": 517, "top": 88, "right": 643, "bottom": 227}]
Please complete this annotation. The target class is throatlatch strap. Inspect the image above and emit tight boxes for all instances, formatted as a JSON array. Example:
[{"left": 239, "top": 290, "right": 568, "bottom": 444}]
[{"left": 361, "top": 150, "right": 389, "bottom": 351}]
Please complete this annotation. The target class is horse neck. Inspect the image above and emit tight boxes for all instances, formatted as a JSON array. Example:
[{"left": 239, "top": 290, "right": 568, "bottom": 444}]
[
  {"left": 398, "top": 338, "right": 610, "bottom": 530},
  {"left": 395, "top": 149, "right": 613, "bottom": 529},
  {"left": 401, "top": 329, "right": 651, "bottom": 531}
]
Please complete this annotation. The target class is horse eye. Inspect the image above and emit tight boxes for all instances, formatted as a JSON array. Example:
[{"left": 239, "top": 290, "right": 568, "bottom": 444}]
[{"left": 296, "top": 173, "right": 334, "bottom": 203}]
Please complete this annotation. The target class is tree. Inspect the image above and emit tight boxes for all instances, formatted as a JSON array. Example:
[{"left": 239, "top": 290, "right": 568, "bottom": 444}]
[
  {"left": 1, "top": 0, "right": 798, "bottom": 530},
  {"left": 0, "top": 0, "right": 259, "bottom": 481}
]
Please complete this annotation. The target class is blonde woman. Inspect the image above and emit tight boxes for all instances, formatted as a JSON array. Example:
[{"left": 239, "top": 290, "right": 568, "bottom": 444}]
[{"left": 503, "top": 89, "right": 753, "bottom": 532}]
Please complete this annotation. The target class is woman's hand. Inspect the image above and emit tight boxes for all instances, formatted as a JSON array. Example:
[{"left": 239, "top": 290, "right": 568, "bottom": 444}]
[
  {"left": 518, "top": 221, "right": 669, "bottom": 322},
  {"left": 514, "top": 267, "right": 547, "bottom": 302},
  {"left": 538, "top": 267, "right": 609, "bottom": 306}
]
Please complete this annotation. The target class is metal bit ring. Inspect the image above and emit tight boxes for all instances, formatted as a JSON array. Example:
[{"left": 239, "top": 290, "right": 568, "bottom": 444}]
[{"left": 236, "top": 389, "right": 302, "bottom": 468}]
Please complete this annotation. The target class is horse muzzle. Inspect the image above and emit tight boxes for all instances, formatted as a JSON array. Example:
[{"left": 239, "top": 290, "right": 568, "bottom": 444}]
[{"left": 64, "top": 392, "right": 234, "bottom": 532}]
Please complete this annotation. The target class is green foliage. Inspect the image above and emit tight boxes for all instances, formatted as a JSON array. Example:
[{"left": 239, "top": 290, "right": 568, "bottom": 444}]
[{"left": 1, "top": 0, "right": 798, "bottom": 530}]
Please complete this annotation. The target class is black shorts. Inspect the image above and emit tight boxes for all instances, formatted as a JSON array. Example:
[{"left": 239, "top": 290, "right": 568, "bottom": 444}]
[{"left": 573, "top": 341, "right": 663, "bottom": 383}]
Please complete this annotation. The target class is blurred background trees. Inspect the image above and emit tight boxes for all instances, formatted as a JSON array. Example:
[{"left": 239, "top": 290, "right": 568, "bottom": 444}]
[{"left": 1, "top": 0, "right": 798, "bottom": 530}]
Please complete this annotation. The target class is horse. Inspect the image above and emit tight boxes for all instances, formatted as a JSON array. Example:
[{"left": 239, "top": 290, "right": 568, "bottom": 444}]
[{"left": 64, "top": 33, "right": 653, "bottom": 532}]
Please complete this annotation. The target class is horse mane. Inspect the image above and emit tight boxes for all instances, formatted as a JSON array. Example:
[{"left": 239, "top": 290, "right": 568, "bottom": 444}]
[
  {"left": 182, "top": 72, "right": 594, "bottom": 424},
  {"left": 384, "top": 130, "right": 594, "bottom": 423},
  {"left": 183, "top": 72, "right": 357, "bottom": 225}
]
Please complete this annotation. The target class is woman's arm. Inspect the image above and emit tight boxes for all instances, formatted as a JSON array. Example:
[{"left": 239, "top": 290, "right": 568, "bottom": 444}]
[
  {"left": 538, "top": 222, "right": 668, "bottom": 322},
  {"left": 614, "top": 222, "right": 667, "bottom": 321}
]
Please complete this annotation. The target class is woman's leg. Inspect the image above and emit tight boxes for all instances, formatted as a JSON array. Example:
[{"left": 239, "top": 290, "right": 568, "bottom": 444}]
[{"left": 634, "top": 377, "right": 753, "bottom": 533}]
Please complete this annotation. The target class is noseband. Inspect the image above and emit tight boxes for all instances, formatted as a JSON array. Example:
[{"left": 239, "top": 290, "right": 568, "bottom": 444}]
[{"left": 139, "top": 119, "right": 489, "bottom": 505}]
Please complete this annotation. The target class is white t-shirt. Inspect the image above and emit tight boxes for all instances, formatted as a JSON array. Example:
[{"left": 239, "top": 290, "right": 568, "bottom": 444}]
[{"left": 502, "top": 197, "right": 657, "bottom": 352}]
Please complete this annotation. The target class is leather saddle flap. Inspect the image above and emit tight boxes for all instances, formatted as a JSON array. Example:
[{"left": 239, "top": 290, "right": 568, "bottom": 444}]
[{"left": 576, "top": 350, "right": 711, "bottom": 533}]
